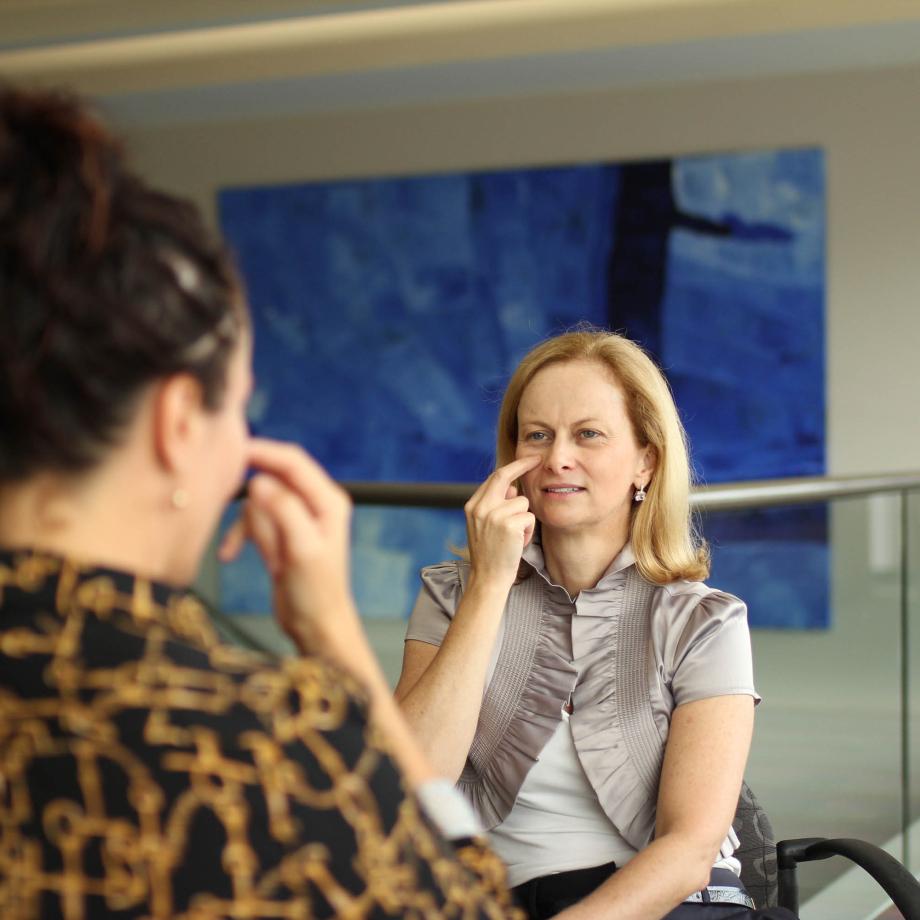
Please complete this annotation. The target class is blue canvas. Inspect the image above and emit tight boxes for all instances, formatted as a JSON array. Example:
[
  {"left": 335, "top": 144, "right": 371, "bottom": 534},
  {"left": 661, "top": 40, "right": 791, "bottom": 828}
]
[{"left": 217, "top": 148, "right": 826, "bottom": 628}]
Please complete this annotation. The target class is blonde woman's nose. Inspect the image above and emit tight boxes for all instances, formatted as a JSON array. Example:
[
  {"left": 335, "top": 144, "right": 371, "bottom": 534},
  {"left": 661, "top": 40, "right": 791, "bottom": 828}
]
[{"left": 545, "top": 436, "right": 576, "bottom": 471}]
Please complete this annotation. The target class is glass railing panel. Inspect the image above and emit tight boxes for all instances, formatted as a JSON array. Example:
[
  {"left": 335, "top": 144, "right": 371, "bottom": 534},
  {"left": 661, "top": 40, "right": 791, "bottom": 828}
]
[
  {"left": 701, "top": 494, "right": 905, "bottom": 907},
  {"left": 351, "top": 504, "right": 466, "bottom": 684},
  {"left": 208, "top": 475, "right": 920, "bottom": 907},
  {"left": 213, "top": 504, "right": 466, "bottom": 684},
  {"left": 908, "top": 489, "right": 920, "bottom": 877}
]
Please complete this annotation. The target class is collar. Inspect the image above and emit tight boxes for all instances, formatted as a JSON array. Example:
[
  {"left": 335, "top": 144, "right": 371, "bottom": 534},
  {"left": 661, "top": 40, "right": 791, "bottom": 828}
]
[
  {"left": 521, "top": 539, "right": 636, "bottom": 594},
  {"left": 0, "top": 547, "right": 214, "bottom": 642}
]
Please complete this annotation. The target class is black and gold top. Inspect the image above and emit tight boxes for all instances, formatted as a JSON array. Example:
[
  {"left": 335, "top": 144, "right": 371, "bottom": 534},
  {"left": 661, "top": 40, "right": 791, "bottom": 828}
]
[{"left": 0, "top": 549, "right": 519, "bottom": 919}]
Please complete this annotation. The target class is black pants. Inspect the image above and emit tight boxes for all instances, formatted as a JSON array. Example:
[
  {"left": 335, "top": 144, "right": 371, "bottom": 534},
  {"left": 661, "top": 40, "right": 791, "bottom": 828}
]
[{"left": 511, "top": 862, "right": 799, "bottom": 920}]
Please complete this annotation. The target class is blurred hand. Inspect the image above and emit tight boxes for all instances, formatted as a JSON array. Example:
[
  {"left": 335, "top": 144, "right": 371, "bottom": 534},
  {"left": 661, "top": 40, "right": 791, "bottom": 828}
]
[
  {"left": 218, "top": 438, "right": 358, "bottom": 655},
  {"left": 464, "top": 455, "right": 540, "bottom": 590}
]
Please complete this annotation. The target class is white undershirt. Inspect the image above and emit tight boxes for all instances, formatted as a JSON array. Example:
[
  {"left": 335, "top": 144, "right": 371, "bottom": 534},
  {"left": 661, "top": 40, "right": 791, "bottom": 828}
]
[
  {"left": 487, "top": 710, "right": 741, "bottom": 888},
  {"left": 487, "top": 712, "right": 635, "bottom": 887}
]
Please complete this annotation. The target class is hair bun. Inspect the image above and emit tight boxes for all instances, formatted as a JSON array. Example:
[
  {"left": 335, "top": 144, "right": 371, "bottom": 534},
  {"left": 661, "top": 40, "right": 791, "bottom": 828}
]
[
  {"left": 0, "top": 84, "right": 244, "bottom": 483},
  {"left": 1, "top": 87, "right": 120, "bottom": 261}
]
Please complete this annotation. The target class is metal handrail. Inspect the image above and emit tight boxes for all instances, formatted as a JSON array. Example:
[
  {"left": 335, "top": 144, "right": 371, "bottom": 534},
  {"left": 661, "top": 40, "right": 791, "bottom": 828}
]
[
  {"left": 342, "top": 470, "right": 920, "bottom": 512},
  {"left": 691, "top": 471, "right": 920, "bottom": 511}
]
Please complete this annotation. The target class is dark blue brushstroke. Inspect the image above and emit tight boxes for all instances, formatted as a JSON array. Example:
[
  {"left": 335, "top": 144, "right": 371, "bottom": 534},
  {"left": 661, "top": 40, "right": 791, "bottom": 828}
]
[{"left": 604, "top": 153, "right": 826, "bottom": 627}]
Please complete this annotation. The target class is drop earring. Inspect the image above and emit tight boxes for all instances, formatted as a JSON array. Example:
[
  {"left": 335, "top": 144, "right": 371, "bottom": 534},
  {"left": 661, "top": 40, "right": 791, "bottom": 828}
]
[{"left": 633, "top": 484, "right": 646, "bottom": 503}]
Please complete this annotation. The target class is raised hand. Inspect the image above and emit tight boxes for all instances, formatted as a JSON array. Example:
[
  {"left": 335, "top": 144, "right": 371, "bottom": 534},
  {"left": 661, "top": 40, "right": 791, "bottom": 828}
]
[
  {"left": 464, "top": 455, "right": 541, "bottom": 589},
  {"left": 218, "top": 438, "right": 358, "bottom": 655},
  {"left": 220, "top": 437, "right": 443, "bottom": 789}
]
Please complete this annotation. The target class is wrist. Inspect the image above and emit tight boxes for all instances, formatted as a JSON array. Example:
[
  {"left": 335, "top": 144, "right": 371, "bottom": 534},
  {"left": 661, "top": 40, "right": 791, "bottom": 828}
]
[
  {"left": 281, "top": 585, "right": 363, "bottom": 652},
  {"left": 296, "top": 604, "right": 365, "bottom": 654},
  {"left": 464, "top": 569, "right": 515, "bottom": 606}
]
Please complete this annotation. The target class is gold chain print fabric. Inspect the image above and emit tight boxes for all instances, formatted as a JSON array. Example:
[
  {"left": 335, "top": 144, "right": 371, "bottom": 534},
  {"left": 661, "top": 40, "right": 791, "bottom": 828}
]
[{"left": 0, "top": 551, "right": 520, "bottom": 920}]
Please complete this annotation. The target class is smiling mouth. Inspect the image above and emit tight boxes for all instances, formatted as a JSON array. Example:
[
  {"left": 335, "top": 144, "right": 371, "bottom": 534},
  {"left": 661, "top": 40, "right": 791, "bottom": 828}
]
[{"left": 544, "top": 487, "right": 585, "bottom": 494}]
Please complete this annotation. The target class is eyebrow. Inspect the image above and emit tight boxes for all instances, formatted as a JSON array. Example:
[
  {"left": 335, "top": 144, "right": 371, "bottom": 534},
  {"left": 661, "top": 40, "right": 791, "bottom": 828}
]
[{"left": 519, "top": 417, "right": 606, "bottom": 428}]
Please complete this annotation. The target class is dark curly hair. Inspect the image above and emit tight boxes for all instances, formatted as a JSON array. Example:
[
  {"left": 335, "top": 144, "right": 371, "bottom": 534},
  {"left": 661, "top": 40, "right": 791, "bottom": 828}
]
[{"left": 0, "top": 85, "right": 246, "bottom": 482}]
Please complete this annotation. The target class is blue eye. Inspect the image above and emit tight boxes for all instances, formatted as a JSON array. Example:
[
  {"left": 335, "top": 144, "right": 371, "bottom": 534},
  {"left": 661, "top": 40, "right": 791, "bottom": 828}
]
[
  {"left": 524, "top": 431, "right": 548, "bottom": 442},
  {"left": 579, "top": 429, "right": 601, "bottom": 440}
]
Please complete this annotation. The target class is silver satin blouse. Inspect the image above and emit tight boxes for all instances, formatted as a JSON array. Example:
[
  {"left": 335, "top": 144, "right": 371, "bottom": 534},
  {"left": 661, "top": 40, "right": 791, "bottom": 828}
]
[{"left": 405, "top": 543, "right": 760, "bottom": 852}]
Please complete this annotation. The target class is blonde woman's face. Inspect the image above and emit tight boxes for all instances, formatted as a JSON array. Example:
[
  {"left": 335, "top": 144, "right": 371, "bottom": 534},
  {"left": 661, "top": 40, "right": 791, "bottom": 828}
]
[{"left": 514, "top": 360, "right": 654, "bottom": 540}]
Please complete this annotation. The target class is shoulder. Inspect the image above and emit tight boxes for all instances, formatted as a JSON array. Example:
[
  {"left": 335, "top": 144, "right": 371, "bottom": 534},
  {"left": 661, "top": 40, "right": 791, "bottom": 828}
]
[
  {"left": 416, "top": 560, "right": 471, "bottom": 610},
  {"left": 656, "top": 576, "right": 745, "bottom": 610},
  {"left": 647, "top": 577, "right": 759, "bottom": 704},
  {"left": 273, "top": 654, "right": 371, "bottom": 727},
  {"left": 165, "top": 629, "right": 373, "bottom": 739},
  {"left": 650, "top": 576, "right": 748, "bottom": 631},
  {"left": 420, "top": 559, "right": 470, "bottom": 587}
]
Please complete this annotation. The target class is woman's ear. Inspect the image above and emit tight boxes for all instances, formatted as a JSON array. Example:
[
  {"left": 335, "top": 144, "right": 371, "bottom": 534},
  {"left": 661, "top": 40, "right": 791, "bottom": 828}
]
[
  {"left": 638, "top": 445, "right": 658, "bottom": 482},
  {"left": 151, "top": 374, "right": 207, "bottom": 474}
]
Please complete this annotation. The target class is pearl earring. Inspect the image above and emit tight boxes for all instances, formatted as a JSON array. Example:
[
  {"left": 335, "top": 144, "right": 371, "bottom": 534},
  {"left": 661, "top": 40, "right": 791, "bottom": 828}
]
[
  {"left": 171, "top": 488, "right": 190, "bottom": 510},
  {"left": 633, "top": 484, "right": 647, "bottom": 503}
]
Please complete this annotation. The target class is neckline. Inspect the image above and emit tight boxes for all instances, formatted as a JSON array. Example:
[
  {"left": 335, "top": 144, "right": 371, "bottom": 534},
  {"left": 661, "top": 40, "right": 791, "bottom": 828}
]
[
  {"left": 0, "top": 546, "right": 196, "bottom": 624},
  {"left": 521, "top": 541, "right": 635, "bottom": 599}
]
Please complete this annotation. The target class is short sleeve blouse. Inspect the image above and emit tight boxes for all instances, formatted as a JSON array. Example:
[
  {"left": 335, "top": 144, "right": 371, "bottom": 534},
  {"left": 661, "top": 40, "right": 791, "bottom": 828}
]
[{"left": 406, "top": 544, "right": 760, "bottom": 719}]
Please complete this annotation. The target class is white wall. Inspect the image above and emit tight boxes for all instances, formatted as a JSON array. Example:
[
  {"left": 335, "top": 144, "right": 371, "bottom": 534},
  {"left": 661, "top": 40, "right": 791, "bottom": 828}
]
[{"left": 123, "top": 63, "right": 920, "bottom": 477}]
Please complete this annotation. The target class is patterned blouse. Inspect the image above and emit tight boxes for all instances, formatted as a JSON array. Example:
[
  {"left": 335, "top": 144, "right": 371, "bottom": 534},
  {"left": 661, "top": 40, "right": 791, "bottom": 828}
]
[{"left": 0, "top": 549, "right": 520, "bottom": 919}]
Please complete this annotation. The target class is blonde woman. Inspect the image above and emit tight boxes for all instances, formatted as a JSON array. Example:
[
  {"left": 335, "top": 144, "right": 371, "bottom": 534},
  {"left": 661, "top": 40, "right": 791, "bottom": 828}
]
[{"left": 396, "top": 329, "right": 790, "bottom": 919}]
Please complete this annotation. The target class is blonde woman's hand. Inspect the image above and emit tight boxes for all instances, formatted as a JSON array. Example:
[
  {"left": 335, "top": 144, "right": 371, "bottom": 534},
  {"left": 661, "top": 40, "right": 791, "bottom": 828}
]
[
  {"left": 218, "top": 438, "right": 359, "bottom": 656},
  {"left": 464, "top": 455, "right": 540, "bottom": 589}
]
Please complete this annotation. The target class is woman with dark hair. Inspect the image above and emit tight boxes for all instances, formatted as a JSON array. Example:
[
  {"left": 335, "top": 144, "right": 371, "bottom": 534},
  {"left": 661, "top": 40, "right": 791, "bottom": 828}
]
[{"left": 0, "top": 85, "right": 519, "bottom": 919}]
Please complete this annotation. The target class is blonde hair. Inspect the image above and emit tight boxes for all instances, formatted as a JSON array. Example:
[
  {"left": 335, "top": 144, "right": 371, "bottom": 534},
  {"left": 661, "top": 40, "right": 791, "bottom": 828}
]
[{"left": 496, "top": 327, "right": 709, "bottom": 584}]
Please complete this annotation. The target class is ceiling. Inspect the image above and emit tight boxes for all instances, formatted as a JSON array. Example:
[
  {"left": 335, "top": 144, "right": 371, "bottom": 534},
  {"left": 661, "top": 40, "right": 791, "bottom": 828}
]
[
  {"left": 0, "top": 0, "right": 454, "bottom": 48},
  {"left": 2, "top": 0, "right": 920, "bottom": 125}
]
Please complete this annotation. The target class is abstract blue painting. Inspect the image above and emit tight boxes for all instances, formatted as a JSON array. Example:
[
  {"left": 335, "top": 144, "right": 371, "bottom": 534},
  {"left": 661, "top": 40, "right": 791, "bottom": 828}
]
[{"left": 217, "top": 147, "right": 826, "bottom": 628}]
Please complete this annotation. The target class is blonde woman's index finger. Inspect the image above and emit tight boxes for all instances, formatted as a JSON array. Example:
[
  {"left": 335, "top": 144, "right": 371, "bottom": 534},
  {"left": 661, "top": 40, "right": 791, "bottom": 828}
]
[
  {"left": 491, "top": 454, "right": 541, "bottom": 486},
  {"left": 468, "top": 454, "right": 539, "bottom": 505}
]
